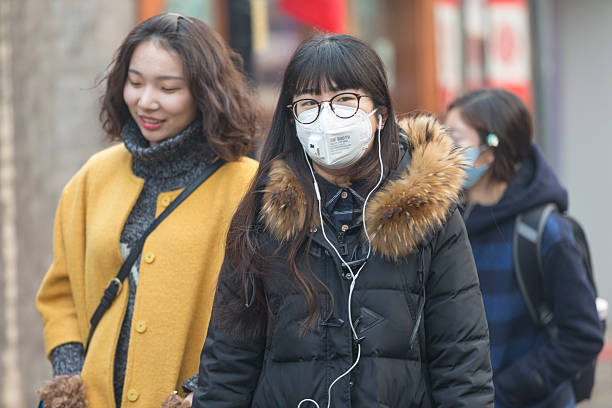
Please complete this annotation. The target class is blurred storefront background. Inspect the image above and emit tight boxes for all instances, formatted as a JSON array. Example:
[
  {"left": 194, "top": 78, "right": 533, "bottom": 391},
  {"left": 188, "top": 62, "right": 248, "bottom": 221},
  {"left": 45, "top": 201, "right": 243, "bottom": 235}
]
[{"left": 0, "top": 0, "right": 610, "bottom": 406}]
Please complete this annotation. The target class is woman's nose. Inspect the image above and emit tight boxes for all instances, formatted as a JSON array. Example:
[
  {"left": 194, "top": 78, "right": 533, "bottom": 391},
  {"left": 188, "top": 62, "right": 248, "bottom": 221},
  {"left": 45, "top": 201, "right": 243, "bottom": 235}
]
[{"left": 137, "top": 87, "right": 159, "bottom": 110}]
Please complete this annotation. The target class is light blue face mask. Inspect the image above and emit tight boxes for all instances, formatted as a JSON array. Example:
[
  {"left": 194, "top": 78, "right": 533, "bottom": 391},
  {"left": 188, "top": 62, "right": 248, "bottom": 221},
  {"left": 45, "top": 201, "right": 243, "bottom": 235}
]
[{"left": 462, "top": 146, "right": 489, "bottom": 189}]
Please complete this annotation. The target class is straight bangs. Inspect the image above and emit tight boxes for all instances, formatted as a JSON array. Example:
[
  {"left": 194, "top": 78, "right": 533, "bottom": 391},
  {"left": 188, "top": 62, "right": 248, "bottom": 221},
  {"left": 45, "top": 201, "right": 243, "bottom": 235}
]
[{"left": 291, "top": 40, "right": 370, "bottom": 98}]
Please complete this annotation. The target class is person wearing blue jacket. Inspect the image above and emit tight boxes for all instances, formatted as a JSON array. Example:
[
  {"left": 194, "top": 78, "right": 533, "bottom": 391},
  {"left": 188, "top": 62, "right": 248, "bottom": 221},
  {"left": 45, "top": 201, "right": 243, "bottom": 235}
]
[{"left": 445, "top": 88, "right": 603, "bottom": 408}]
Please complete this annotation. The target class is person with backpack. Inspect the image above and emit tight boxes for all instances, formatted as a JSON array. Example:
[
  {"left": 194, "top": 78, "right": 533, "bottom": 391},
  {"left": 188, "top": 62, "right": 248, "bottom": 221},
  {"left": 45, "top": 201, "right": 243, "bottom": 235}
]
[
  {"left": 35, "top": 13, "right": 258, "bottom": 407},
  {"left": 192, "top": 34, "right": 494, "bottom": 408},
  {"left": 444, "top": 88, "right": 604, "bottom": 407}
]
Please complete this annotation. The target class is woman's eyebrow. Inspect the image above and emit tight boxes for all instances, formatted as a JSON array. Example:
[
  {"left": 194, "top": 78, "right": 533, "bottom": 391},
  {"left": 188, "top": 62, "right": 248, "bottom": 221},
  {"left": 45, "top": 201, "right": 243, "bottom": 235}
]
[{"left": 127, "top": 68, "right": 185, "bottom": 81}]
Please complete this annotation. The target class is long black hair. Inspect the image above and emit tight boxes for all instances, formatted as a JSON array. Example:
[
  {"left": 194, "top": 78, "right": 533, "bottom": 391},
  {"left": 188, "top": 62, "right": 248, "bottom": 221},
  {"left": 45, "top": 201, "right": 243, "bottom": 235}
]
[{"left": 217, "top": 34, "right": 401, "bottom": 337}]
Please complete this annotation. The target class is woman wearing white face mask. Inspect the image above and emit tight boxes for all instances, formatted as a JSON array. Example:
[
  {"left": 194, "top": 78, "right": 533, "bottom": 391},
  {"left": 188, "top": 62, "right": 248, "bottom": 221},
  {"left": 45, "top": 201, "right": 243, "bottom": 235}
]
[
  {"left": 293, "top": 91, "right": 379, "bottom": 171},
  {"left": 193, "top": 34, "right": 494, "bottom": 408}
]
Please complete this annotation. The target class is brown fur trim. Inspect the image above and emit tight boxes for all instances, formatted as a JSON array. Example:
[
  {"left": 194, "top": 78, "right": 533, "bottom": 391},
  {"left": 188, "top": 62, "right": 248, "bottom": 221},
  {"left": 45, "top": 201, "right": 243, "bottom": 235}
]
[
  {"left": 160, "top": 392, "right": 192, "bottom": 408},
  {"left": 364, "top": 115, "right": 466, "bottom": 260},
  {"left": 260, "top": 160, "right": 312, "bottom": 242},
  {"left": 260, "top": 114, "right": 466, "bottom": 259},
  {"left": 38, "top": 375, "right": 87, "bottom": 408}
]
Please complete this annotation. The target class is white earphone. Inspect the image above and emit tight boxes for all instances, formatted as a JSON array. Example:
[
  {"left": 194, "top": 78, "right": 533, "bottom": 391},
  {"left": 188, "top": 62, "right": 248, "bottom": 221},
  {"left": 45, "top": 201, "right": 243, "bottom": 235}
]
[{"left": 298, "top": 114, "right": 384, "bottom": 408}]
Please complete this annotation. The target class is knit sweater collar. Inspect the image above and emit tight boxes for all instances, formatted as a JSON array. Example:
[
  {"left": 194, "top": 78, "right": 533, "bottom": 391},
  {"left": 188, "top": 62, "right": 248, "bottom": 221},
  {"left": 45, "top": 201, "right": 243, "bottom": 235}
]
[{"left": 122, "top": 117, "right": 213, "bottom": 180}]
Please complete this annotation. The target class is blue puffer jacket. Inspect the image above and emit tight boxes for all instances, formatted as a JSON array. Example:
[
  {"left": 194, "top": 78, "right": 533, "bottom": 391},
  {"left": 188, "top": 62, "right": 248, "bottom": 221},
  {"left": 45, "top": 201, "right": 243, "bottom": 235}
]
[{"left": 463, "top": 145, "right": 603, "bottom": 408}]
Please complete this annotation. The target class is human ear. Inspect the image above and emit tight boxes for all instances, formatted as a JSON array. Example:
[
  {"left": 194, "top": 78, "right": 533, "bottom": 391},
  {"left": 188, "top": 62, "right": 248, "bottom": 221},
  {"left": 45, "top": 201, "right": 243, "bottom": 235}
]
[{"left": 477, "top": 148, "right": 495, "bottom": 167}]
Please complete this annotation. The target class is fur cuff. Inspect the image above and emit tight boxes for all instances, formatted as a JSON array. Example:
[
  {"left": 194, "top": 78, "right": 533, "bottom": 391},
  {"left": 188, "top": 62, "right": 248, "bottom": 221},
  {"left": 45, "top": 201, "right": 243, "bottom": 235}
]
[
  {"left": 161, "top": 392, "right": 191, "bottom": 408},
  {"left": 38, "top": 375, "right": 87, "bottom": 408}
]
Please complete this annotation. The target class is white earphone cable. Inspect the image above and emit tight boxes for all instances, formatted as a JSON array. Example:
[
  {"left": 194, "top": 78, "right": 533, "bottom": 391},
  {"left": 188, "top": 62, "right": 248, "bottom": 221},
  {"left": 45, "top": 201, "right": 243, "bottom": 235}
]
[{"left": 298, "top": 114, "right": 384, "bottom": 408}]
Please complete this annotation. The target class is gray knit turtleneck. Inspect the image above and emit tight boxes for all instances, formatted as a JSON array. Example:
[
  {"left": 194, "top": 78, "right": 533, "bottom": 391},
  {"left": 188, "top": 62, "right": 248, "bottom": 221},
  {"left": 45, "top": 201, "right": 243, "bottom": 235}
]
[{"left": 50, "top": 118, "right": 212, "bottom": 404}]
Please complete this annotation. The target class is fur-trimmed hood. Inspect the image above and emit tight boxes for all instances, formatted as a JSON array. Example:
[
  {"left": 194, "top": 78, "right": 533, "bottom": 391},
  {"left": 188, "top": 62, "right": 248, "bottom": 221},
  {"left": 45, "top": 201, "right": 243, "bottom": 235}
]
[{"left": 260, "top": 115, "right": 467, "bottom": 260}]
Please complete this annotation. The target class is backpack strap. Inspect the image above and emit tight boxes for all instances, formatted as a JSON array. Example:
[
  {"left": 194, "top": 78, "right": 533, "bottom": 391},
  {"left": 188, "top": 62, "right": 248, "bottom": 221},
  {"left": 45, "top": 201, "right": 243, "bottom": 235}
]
[
  {"left": 564, "top": 215, "right": 597, "bottom": 294},
  {"left": 84, "top": 158, "right": 225, "bottom": 354},
  {"left": 513, "top": 203, "right": 557, "bottom": 330}
]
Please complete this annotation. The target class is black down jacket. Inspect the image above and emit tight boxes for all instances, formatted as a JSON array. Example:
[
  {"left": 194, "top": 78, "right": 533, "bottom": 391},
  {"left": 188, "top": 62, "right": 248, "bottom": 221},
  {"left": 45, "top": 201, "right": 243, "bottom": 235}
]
[{"left": 193, "top": 116, "right": 494, "bottom": 408}]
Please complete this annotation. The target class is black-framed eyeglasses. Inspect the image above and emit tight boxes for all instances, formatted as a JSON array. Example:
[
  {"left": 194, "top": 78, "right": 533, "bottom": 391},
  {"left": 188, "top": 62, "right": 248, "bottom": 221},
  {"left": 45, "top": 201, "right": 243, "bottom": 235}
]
[{"left": 286, "top": 92, "right": 371, "bottom": 124}]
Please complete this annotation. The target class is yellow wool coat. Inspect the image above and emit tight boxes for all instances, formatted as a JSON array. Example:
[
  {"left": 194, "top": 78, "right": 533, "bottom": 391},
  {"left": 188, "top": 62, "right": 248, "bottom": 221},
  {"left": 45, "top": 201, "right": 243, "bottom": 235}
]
[{"left": 36, "top": 143, "right": 257, "bottom": 407}]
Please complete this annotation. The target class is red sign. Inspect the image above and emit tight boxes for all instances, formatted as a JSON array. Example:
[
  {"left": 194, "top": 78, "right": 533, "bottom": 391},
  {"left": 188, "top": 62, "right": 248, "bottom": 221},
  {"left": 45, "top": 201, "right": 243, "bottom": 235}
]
[
  {"left": 485, "top": 0, "right": 532, "bottom": 107},
  {"left": 280, "top": 0, "right": 347, "bottom": 33}
]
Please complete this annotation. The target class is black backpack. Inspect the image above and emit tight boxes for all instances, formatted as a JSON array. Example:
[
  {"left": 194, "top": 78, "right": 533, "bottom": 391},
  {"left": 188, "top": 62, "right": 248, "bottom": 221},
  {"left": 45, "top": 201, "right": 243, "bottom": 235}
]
[{"left": 513, "top": 203, "right": 605, "bottom": 402}]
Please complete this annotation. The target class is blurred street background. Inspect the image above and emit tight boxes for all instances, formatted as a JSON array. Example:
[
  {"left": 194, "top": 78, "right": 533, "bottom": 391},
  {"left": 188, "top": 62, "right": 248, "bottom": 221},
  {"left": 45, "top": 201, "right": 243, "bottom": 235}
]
[{"left": 0, "top": 0, "right": 610, "bottom": 406}]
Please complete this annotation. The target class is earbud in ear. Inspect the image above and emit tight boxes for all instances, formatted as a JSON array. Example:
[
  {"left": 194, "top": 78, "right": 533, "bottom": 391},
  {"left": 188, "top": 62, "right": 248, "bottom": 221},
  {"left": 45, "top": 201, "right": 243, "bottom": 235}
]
[{"left": 378, "top": 114, "right": 383, "bottom": 130}]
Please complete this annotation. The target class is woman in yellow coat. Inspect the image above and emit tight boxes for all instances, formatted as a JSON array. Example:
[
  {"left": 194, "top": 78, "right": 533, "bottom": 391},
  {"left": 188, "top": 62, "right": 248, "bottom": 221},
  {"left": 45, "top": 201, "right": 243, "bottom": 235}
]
[{"left": 36, "top": 13, "right": 257, "bottom": 407}]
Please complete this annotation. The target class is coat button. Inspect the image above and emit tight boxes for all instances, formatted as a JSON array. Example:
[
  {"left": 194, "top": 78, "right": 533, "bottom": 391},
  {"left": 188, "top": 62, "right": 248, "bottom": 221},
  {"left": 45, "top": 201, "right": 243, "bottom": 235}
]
[
  {"left": 344, "top": 272, "right": 353, "bottom": 280},
  {"left": 135, "top": 320, "right": 147, "bottom": 333},
  {"left": 341, "top": 224, "right": 349, "bottom": 232},
  {"left": 341, "top": 191, "right": 348, "bottom": 199},
  {"left": 349, "top": 380, "right": 354, "bottom": 387},
  {"left": 144, "top": 252, "right": 155, "bottom": 263},
  {"left": 160, "top": 196, "right": 171, "bottom": 207},
  {"left": 127, "top": 389, "right": 139, "bottom": 402}
]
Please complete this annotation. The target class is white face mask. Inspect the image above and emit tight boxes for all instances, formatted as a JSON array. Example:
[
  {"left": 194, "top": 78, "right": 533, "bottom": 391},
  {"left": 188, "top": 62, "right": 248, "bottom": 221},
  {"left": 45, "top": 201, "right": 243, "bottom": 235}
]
[{"left": 295, "top": 103, "right": 379, "bottom": 169}]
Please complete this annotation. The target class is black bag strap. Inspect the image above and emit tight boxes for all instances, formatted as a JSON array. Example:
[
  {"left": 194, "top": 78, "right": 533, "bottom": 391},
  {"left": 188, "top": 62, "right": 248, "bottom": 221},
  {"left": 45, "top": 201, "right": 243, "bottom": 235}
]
[
  {"left": 84, "top": 158, "right": 225, "bottom": 353},
  {"left": 564, "top": 215, "right": 597, "bottom": 294},
  {"left": 513, "top": 203, "right": 557, "bottom": 330}
]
